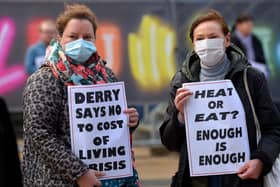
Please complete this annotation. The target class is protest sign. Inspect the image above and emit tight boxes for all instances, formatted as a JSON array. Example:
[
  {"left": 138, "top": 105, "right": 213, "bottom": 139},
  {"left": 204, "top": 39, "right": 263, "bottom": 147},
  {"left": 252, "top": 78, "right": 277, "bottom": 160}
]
[
  {"left": 68, "top": 82, "right": 133, "bottom": 180},
  {"left": 183, "top": 80, "right": 250, "bottom": 176}
]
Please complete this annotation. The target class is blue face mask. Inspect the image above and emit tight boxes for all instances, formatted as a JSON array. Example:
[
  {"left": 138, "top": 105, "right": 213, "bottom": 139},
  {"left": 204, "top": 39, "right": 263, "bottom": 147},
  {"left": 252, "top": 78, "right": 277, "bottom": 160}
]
[{"left": 65, "top": 39, "right": 97, "bottom": 64}]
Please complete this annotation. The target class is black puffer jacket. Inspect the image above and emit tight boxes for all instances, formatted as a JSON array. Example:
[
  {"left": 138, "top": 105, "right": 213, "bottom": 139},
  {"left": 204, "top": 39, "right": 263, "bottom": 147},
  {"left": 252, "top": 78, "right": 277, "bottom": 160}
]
[{"left": 160, "top": 44, "right": 280, "bottom": 187}]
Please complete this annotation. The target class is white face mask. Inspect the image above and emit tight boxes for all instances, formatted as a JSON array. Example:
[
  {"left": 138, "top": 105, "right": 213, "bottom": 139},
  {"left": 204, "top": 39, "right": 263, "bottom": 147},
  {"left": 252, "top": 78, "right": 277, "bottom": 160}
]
[{"left": 194, "top": 38, "right": 226, "bottom": 68}]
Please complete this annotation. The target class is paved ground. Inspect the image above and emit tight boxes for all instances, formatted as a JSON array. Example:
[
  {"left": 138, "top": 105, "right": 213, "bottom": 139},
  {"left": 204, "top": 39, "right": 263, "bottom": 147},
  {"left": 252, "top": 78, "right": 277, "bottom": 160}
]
[{"left": 133, "top": 147, "right": 178, "bottom": 187}]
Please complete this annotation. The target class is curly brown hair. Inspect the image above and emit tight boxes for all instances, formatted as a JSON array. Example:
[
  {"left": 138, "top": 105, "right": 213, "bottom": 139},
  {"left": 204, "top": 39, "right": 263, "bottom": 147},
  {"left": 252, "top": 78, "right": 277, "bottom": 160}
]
[
  {"left": 56, "top": 4, "right": 98, "bottom": 37},
  {"left": 189, "top": 9, "right": 229, "bottom": 42}
]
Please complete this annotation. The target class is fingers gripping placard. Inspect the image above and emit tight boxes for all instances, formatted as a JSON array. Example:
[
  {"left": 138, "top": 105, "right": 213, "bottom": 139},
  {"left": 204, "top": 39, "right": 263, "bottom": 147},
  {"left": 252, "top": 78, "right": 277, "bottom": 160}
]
[
  {"left": 183, "top": 80, "right": 250, "bottom": 176},
  {"left": 68, "top": 82, "right": 133, "bottom": 180}
]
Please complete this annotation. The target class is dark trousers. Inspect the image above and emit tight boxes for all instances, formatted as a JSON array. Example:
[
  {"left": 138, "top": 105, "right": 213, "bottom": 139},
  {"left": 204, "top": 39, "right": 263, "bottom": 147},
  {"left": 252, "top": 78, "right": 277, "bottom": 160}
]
[{"left": 0, "top": 97, "right": 22, "bottom": 187}]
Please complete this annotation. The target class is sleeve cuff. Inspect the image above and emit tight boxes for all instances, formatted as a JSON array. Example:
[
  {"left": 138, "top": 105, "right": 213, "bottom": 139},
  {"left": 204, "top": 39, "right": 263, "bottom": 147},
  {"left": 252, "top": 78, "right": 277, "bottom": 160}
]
[
  {"left": 129, "top": 120, "right": 140, "bottom": 133},
  {"left": 251, "top": 150, "right": 272, "bottom": 176},
  {"left": 73, "top": 166, "right": 89, "bottom": 182},
  {"left": 174, "top": 112, "right": 185, "bottom": 128}
]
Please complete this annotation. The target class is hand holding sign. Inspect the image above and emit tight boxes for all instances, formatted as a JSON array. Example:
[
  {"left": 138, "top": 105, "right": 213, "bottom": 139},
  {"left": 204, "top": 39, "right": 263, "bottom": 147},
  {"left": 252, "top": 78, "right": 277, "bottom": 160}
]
[
  {"left": 77, "top": 169, "right": 104, "bottom": 187},
  {"left": 174, "top": 88, "right": 193, "bottom": 123},
  {"left": 237, "top": 159, "right": 263, "bottom": 180},
  {"left": 124, "top": 108, "right": 139, "bottom": 128}
]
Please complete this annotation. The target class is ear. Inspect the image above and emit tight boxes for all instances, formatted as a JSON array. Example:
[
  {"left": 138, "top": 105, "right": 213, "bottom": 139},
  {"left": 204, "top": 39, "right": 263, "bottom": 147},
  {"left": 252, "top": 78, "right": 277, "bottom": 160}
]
[{"left": 224, "top": 32, "right": 231, "bottom": 48}]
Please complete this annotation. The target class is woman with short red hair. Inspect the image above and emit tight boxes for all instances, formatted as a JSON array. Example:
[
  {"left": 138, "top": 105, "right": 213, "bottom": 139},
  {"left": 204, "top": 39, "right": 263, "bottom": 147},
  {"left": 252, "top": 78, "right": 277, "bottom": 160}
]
[{"left": 160, "top": 9, "right": 280, "bottom": 187}]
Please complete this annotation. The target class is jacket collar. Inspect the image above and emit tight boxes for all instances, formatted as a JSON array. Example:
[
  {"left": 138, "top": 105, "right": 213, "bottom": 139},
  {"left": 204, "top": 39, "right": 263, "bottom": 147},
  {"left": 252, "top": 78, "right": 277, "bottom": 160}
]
[{"left": 181, "top": 43, "right": 249, "bottom": 81}]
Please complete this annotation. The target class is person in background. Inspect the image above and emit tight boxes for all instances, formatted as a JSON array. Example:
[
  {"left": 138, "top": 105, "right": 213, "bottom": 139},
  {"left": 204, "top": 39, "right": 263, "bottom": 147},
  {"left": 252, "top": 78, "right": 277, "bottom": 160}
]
[
  {"left": 23, "top": 4, "right": 141, "bottom": 187},
  {"left": 160, "top": 9, "right": 280, "bottom": 187},
  {"left": 0, "top": 97, "right": 22, "bottom": 187},
  {"left": 24, "top": 19, "right": 56, "bottom": 75},
  {"left": 231, "top": 14, "right": 269, "bottom": 77}
]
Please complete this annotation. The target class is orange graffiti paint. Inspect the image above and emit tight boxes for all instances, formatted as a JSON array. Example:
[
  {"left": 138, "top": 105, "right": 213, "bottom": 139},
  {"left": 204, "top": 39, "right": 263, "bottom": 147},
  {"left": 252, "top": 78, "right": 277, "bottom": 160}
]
[{"left": 96, "top": 23, "right": 122, "bottom": 76}]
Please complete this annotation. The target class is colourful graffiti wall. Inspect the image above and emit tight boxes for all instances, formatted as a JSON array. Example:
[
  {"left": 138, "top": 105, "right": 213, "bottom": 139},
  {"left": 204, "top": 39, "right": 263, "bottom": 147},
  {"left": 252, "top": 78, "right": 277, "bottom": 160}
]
[{"left": 0, "top": 1, "right": 279, "bottom": 111}]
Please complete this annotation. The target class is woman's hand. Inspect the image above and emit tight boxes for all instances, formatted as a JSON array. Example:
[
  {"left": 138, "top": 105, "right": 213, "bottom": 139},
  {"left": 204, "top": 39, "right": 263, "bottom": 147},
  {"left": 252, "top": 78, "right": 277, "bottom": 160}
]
[
  {"left": 77, "top": 169, "right": 104, "bottom": 187},
  {"left": 174, "top": 88, "right": 193, "bottom": 123},
  {"left": 124, "top": 108, "right": 139, "bottom": 128},
  {"left": 237, "top": 159, "right": 263, "bottom": 180}
]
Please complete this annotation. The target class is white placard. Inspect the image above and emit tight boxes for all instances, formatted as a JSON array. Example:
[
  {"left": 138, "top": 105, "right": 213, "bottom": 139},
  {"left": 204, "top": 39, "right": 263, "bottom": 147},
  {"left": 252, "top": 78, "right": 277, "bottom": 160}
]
[
  {"left": 183, "top": 80, "right": 250, "bottom": 176},
  {"left": 68, "top": 82, "right": 133, "bottom": 180}
]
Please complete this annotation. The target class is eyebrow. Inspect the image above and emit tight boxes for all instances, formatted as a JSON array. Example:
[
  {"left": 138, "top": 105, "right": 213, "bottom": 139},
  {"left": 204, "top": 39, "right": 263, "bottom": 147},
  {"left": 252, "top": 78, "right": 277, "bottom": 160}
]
[
  {"left": 194, "top": 34, "right": 205, "bottom": 38},
  {"left": 208, "top": 33, "right": 218, "bottom": 36},
  {"left": 68, "top": 32, "right": 93, "bottom": 36},
  {"left": 195, "top": 33, "right": 218, "bottom": 37},
  {"left": 69, "top": 32, "right": 78, "bottom": 35}
]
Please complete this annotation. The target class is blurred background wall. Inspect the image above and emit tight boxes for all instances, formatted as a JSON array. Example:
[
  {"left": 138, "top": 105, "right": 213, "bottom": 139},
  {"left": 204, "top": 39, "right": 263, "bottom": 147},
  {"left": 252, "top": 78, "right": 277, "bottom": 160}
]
[{"left": 0, "top": 0, "right": 280, "bottom": 143}]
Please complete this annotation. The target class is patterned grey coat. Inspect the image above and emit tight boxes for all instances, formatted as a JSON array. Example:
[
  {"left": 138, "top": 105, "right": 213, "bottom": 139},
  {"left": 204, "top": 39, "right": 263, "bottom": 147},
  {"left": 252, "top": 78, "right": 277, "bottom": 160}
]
[{"left": 22, "top": 66, "right": 117, "bottom": 186}]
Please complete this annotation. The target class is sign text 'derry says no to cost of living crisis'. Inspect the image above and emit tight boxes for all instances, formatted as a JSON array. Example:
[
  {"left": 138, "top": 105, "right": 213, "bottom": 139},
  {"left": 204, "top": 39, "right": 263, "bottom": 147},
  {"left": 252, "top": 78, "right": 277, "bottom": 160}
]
[{"left": 68, "top": 81, "right": 133, "bottom": 180}]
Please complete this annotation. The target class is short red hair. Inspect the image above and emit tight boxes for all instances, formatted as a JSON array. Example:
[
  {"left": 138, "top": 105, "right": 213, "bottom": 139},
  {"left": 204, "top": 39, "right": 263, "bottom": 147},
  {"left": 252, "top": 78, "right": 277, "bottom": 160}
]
[{"left": 189, "top": 9, "right": 229, "bottom": 41}]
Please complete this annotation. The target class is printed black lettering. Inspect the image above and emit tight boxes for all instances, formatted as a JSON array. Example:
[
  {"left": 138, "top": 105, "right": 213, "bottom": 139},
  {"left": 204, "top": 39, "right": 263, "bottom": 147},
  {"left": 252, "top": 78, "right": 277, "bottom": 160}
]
[
  {"left": 196, "top": 127, "right": 243, "bottom": 141},
  {"left": 92, "top": 107, "right": 100, "bottom": 118},
  {"left": 86, "top": 92, "right": 95, "bottom": 103},
  {"left": 104, "top": 162, "right": 112, "bottom": 171},
  {"left": 194, "top": 90, "right": 206, "bottom": 99},
  {"left": 95, "top": 91, "right": 104, "bottom": 103},
  {"left": 104, "top": 90, "right": 112, "bottom": 102},
  {"left": 77, "top": 124, "right": 84, "bottom": 132},
  {"left": 112, "top": 89, "right": 120, "bottom": 101},
  {"left": 215, "top": 89, "right": 226, "bottom": 97},
  {"left": 79, "top": 150, "right": 87, "bottom": 159},
  {"left": 199, "top": 152, "right": 246, "bottom": 166},
  {"left": 75, "top": 93, "right": 85, "bottom": 104},
  {"left": 227, "top": 87, "right": 233, "bottom": 96},
  {"left": 119, "top": 160, "right": 126, "bottom": 169},
  {"left": 83, "top": 108, "right": 93, "bottom": 118},
  {"left": 100, "top": 106, "right": 106, "bottom": 117},
  {"left": 195, "top": 114, "right": 204, "bottom": 122},
  {"left": 205, "top": 113, "right": 218, "bottom": 121},
  {"left": 76, "top": 108, "right": 83, "bottom": 118},
  {"left": 206, "top": 89, "right": 215, "bottom": 97}
]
